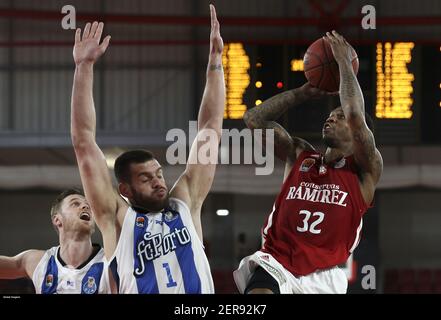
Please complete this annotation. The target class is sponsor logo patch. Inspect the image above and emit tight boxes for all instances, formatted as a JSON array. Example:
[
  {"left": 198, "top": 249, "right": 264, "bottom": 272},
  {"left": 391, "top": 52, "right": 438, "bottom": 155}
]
[{"left": 300, "top": 158, "right": 315, "bottom": 172}]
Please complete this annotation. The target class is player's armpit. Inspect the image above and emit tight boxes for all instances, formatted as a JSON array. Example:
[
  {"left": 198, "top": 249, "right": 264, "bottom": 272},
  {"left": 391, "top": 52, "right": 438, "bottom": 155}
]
[{"left": 246, "top": 120, "right": 297, "bottom": 164}]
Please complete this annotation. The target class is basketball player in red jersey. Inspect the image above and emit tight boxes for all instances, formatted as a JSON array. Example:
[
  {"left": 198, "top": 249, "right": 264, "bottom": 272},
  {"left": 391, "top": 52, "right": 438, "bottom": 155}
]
[{"left": 233, "top": 30, "right": 383, "bottom": 294}]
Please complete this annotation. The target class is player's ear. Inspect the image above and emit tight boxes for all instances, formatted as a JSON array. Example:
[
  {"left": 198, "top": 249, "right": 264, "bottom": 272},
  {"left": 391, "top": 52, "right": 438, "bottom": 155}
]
[
  {"left": 119, "top": 182, "right": 131, "bottom": 199},
  {"left": 53, "top": 214, "right": 62, "bottom": 229}
]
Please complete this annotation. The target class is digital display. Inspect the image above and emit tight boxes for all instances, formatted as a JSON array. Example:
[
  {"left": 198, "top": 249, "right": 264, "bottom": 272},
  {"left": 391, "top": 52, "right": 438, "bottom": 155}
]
[
  {"left": 222, "top": 42, "right": 440, "bottom": 144},
  {"left": 222, "top": 43, "right": 250, "bottom": 120},
  {"left": 375, "top": 42, "right": 415, "bottom": 119}
]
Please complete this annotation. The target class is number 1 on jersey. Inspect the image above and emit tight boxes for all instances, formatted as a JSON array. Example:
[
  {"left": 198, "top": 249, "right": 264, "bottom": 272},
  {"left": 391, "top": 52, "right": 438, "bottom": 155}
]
[{"left": 162, "top": 263, "right": 177, "bottom": 288}]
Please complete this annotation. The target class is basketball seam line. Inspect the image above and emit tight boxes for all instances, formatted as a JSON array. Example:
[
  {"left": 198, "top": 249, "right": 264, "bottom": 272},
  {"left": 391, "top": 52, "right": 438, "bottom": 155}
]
[
  {"left": 321, "top": 39, "right": 339, "bottom": 90},
  {"left": 303, "top": 63, "right": 324, "bottom": 73},
  {"left": 304, "top": 51, "right": 324, "bottom": 87},
  {"left": 304, "top": 59, "right": 341, "bottom": 71}
]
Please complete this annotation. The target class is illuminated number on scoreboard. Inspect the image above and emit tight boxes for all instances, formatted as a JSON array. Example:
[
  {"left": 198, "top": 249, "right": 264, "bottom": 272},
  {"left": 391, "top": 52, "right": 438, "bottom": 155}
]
[
  {"left": 376, "top": 42, "right": 415, "bottom": 119},
  {"left": 162, "top": 263, "right": 177, "bottom": 288},
  {"left": 297, "top": 210, "right": 325, "bottom": 234},
  {"left": 222, "top": 43, "right": 250, "bottom": 119}
]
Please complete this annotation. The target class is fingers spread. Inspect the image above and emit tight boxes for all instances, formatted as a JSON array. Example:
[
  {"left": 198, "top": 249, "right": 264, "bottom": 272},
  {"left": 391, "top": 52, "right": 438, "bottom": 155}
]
[
  {"left": 82, "top": 22, "right": 91, "bottom": 40},
  {"left": 99, "top": 35, "right": 111, "bottom": 53},
  {"left": 75, "top": 28, "right": 81, "bottom": 44},
  {"left": 325, "top": 32, "right": 334, "bottom": 42},
  {"left": 90, "top": 21, "right": 99, "bottom": 39},
  {"left": 332, "top": 30, "right": 345, "bottom": 43},
  {"left": 95, "top": 22, "right": 104, "bottom": 41}
]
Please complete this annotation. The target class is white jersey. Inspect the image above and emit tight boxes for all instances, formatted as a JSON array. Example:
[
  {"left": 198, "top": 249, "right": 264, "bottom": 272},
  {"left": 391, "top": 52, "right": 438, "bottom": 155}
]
[
  {"left": 109, "top": 197, "right": 214, "bottom": 293},
  {"left": 32, "top": 245, "right": 110, "bottom": 294}
]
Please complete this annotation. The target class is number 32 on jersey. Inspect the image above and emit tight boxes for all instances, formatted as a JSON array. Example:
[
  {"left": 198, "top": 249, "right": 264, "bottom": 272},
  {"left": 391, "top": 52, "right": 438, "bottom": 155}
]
[{"left": 296, "top": 210, "right": 325, "bottom": 234}]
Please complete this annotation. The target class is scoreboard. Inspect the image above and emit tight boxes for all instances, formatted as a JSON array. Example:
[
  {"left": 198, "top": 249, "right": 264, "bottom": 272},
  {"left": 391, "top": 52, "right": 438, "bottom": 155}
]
[
  {"left": 222, "top": 42, "right": 441, "bottom": 144},
  {"left": 375, "top": 42, "right": 414, "bottom": 119}
]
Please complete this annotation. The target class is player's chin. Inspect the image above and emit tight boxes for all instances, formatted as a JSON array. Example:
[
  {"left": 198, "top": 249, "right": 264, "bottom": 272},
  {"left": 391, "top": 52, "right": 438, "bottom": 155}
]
[
  {"left": 78, "top": 222, "right": 94, "bottom": 233},
  {"left": 323, "top": 135, "right": 337, "bottom": 148},
  {"left": 157, "top": 196, "right": 170, "bottom": 208}
]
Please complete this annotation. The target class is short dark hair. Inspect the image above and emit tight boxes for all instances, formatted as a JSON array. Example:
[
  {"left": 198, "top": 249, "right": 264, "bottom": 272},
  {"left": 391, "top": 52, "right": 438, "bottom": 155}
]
[
  {"left": 114, "top": 150, "right": 155, "bottom": 183},
  {"left": 333, "top": 106, "right": 375, "bottom": 134},
  {"left": 50, "top": 188, "right": 84, "bottom": 234},
  {"left": 50, "top": 188, "right": 84, "bottom": 219}
]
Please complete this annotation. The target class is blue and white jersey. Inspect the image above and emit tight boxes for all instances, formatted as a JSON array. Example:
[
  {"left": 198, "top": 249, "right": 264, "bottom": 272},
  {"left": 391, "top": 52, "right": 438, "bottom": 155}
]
[
  {"left": 110, "top": 197, "right": 214, "bottom": 293},
  {"left": 32, "top": 245, "right": 110, "bottom": 294}
]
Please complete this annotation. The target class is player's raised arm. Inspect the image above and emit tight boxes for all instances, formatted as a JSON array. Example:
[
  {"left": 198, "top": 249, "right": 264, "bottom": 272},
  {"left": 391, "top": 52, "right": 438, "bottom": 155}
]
[
  {"left": 170, "top": 5, "right": 225, "bottom": 239},
  {"left": 71, "top": 21, "right": 126, "bottom": 259},
  {"left": 0, "top": 250, "right": 43, "bottom": 280},
  {"left": 325, "top": 31, "right": 383, "bottom": 200},
  {"left": 244, "top": 82, "right": 332, "bottom": 179}
]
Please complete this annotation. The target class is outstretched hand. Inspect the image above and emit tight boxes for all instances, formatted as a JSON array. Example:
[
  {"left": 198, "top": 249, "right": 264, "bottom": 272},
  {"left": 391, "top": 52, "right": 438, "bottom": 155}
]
[
  {"left": 209, "top": 4, "right": 223, "bottom": 55},
  {"left": 301, "top": 82, "right": 338, "bottom": 98},
  {"left": 73, "top": 21, "right": 111, "bottom": 66},
  {"left": 323, "top": 30, "right": 354, "bottom": 65}
]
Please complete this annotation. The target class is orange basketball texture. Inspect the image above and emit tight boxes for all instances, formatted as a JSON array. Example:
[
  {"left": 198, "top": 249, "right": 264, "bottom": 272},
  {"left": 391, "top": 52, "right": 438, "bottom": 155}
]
[{"left": 303, "top": 38, "right": 359, "bottom": 92}]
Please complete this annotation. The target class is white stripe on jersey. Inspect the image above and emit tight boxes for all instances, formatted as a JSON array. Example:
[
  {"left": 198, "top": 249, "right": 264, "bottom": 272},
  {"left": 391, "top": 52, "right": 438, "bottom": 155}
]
[
  {"left": 262, "top": 204, "right": 276, "bottom": 240},
  {"left": 349, "top": 219, "right": 363, "bottom": 253}
]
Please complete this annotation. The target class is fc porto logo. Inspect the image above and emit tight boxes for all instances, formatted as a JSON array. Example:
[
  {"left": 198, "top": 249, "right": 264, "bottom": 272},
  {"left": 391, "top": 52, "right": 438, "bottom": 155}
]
[
  {"left": 83, "top": 276, "right": 97, "bottom": 294},
  {"left": 45, "top": 274, "right": 53, "bottom": 287},
  {"left": 163, "top": 210, "right": 178, "bottom": 222},
  {"left": 300, "top": 158, "right": 315, "bottom": 172},
  {"left": 136, "top": 216, "right": 145, "bottom": 228}
]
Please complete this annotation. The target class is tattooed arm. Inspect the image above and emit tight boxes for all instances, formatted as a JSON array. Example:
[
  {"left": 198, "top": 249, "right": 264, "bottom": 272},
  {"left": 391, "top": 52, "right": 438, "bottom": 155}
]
[
  {"left": 244, "top": 83, "right": 331, "bottom": 179},
  {"left": 325, "top": 31, "right": 383, "bottom": 203}
]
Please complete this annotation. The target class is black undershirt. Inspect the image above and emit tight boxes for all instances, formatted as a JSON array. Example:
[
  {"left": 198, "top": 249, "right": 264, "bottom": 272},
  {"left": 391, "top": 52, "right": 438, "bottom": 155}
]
[{"left": 57, "top": 243, "right": 101, "bottom": 269}]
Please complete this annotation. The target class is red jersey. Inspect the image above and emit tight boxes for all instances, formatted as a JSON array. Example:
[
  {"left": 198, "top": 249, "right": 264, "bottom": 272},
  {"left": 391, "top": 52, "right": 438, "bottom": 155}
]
[{"left": 261, "top": 150, "right": 369, "bottom": 277}]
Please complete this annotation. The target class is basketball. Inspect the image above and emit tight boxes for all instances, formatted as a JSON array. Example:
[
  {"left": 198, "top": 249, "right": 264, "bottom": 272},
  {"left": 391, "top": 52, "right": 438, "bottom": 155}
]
[{"left": 303, "top": 37, "right": 359, "bottom": 92}]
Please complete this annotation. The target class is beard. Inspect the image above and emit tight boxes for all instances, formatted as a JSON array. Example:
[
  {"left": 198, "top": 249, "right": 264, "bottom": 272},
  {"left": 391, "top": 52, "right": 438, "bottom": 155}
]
[
  {"left": 323, "top": 135, "right": 339, "bottom": 148},
  {"left": 130, "top": 188, "right": 170, "bottom": 212},
  {"left": 77, "top": 219, "right": 95, "bottom": 234},
  {"left": 63, "top": 220, "right": 95, "bottom": 238}
]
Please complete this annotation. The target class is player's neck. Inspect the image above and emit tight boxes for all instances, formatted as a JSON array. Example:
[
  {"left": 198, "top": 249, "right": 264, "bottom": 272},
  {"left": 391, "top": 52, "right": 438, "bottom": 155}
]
[
  {"left": 131, "top": 200, "right": 166, "bottom": 214},
  {"left": 58, "top": 236, "right": 93, "bottom": 268},
  {"left": 324, "top": 146, "right": 350, "bottom": 164}
]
